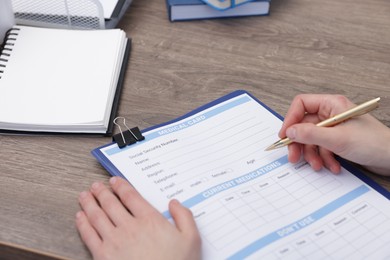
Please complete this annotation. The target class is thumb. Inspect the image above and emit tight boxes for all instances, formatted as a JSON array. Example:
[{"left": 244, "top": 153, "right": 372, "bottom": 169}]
[
  {"left": 286, "top": 123, "right": 344, "bottom": 153},
  {"left": 169, "top": 199, "right": 199, "bottom": 236}
]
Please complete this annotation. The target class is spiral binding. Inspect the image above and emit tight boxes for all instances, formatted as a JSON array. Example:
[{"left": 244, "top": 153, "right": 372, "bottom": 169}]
[{"left": 0, "top": 28, "right": 20, "bottom": 79}]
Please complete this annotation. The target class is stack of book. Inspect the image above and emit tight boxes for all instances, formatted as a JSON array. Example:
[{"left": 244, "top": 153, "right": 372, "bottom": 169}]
[{"left": 166, "top": 0, "right": 271, "bottom": 22}]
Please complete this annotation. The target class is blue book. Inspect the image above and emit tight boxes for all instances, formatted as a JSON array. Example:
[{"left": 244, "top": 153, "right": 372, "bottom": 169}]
[
  {"left": 199, "top": 0, "right": 256, "bottom": 11},
  {"left": 166, "top": 0, "right": 270, "bottom": 22}
]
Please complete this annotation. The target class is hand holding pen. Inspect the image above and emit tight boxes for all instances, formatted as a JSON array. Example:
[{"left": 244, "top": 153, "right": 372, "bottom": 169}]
[{"left": 272, "top": 94, "right": 390, "bottom": 175}]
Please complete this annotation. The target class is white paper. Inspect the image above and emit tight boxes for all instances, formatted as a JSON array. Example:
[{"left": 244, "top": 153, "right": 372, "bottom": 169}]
[
  {"left": 0, "top": 26, "right": 127, "bottom": 132},
  {"left": 99, "top": 93, "right": 390, "bottom": 259},
  {"left": 0, "top": 0, "right": 15, "bottom": 43},
  {"left": 99, "top": 0, "right": 119, "bottom": 19}
]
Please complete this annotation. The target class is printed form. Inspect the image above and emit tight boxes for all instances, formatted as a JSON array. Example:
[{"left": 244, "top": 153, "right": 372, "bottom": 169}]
[{"left": 97, "top": 93, "right": 390, "bottom": 259}]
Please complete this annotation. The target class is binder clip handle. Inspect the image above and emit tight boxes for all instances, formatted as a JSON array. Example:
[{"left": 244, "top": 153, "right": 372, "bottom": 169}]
[{"left": 112, "top": 117, "right": 145, "bottom": 148}]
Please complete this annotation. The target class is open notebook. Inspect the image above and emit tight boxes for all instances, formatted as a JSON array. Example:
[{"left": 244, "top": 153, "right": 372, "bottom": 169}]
[{"left": 0, "top": 25, "right": 130, "bottom": 135}]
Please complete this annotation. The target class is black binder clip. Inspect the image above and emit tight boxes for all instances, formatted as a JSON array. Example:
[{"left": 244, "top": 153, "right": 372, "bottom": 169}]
[{"left": 112, "top": 117, "right": 145, "bottom": 148}]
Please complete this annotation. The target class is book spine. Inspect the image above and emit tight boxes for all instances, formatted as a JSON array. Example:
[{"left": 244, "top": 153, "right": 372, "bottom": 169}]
[{"left": 0, "top": 27, "right": 20, "bottom": 79}]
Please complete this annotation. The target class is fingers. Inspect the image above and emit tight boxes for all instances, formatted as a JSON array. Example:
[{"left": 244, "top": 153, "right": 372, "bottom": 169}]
[
  {"left": 286, "top": 123, "right": 343, "bottom": 173},
  {"left": 279, "top": 94, "right": 354, "bottom": 138},
  {"left": 279, "top": 94, "right": 323, "bottom": 138},
  {"left": 78, "top": 191, "right": 115, "bottom": 239},
  {"left": 302, "top": 144, "right": 323, "bottom": 171},
  {"left": 169, "top": 200, "right": 201, "bottom": 245},
  {"left": 110, "top": 177, "right": 159, "bottom": 218},
  {"left": 90, "top": 182, "right": 133, "bottom": 226},
  {"left": 169, "top": 200, "right": 196, "bottom": 232},
  {"left": 287, "top": 143, "right": 302, "bottom": 163},
  {"left": 75, "top": 211, "right": 102, "bottom": 254},
  {"left": 319, "top": 148, "right": 341, "bottom": 174},
  {"left": 286, "top": 123, "right": 346, "bottom": 153},
  {"left": 280, "top": 94, "right": 358, "bottom": 174}
]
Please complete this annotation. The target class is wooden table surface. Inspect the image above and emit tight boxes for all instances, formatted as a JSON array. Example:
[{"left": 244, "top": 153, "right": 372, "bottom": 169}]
[{"left": 1, "top": 0, "right": 389, "bottom": 259}]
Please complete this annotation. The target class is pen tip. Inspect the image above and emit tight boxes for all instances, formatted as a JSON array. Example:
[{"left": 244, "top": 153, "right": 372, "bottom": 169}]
[
  {"left": 265, "top": 141, "right": 281, "bottom": 151},
  {"left": 265, "top": 138, "right": 291, "bottom": 151}
]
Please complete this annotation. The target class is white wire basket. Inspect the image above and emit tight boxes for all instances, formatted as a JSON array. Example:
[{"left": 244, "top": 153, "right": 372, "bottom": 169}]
[{"left": 11, "top": 0, "right": 105, "bottom": 29}]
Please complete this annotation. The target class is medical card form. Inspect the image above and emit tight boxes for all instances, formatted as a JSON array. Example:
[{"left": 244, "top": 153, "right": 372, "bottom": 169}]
[{"left": 92, "top": 91, "right": 390, "bottom": 259}]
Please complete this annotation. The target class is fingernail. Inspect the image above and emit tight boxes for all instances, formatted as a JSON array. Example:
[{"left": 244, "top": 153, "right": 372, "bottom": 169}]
[
  {"left": 109, "top": 177, "right": 117, "bottom": 185},
  {"left": 286, "top": 127, "right": 296, "bottom": 140},
  {"left": 330, "top": 166, "right": 340, "bottom": 174},
  {"left": 310, "top": 161, "right": 322, "bottom": 172},
  {"left": 307, "top": 160, "right": 314, "bottom": 169},
  {"left": 79, "top": 191, "right": 88, "bottom": 199},
  {"left": 76, "top": 211, "right": 83, "bottom": 219},
  {"left": 170, "top": 199, "right": 180, "bottom": 206},
  {"left": 91, "top": 182, "right": 100, "bottom": 190}
]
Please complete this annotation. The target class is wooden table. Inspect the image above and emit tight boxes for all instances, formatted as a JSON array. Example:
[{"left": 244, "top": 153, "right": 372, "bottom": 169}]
[{"left": 1, "top": 0, "right": 389, "bottom": 259}]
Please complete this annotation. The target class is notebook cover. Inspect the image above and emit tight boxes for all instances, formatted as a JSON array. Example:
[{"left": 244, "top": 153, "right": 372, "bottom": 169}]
[{"left": 105, "top": 38, "right": 131, "bottom": 136}]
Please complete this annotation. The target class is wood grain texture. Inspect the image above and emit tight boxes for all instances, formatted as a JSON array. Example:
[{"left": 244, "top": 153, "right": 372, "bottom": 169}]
[{"left": 1, "top": 0, "right": 389, "bottom": 258}]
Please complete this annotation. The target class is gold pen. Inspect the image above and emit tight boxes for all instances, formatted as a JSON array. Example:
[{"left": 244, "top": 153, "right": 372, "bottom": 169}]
[{"left": 265, "top": 97, "right": 381, "bottom": 151}]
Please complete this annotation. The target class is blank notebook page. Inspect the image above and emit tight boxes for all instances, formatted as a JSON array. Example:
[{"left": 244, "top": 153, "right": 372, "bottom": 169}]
[{"left": 0, "top": 26, "right": 126, "bottom": 132}]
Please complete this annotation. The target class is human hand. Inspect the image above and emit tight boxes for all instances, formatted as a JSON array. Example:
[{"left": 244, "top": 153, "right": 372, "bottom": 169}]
[
  {"left": 76, "top": 177, "right": 201, "bottom": 260},
  {"left": 278, "top": 94, "right": 390, "bottom": 175}
]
